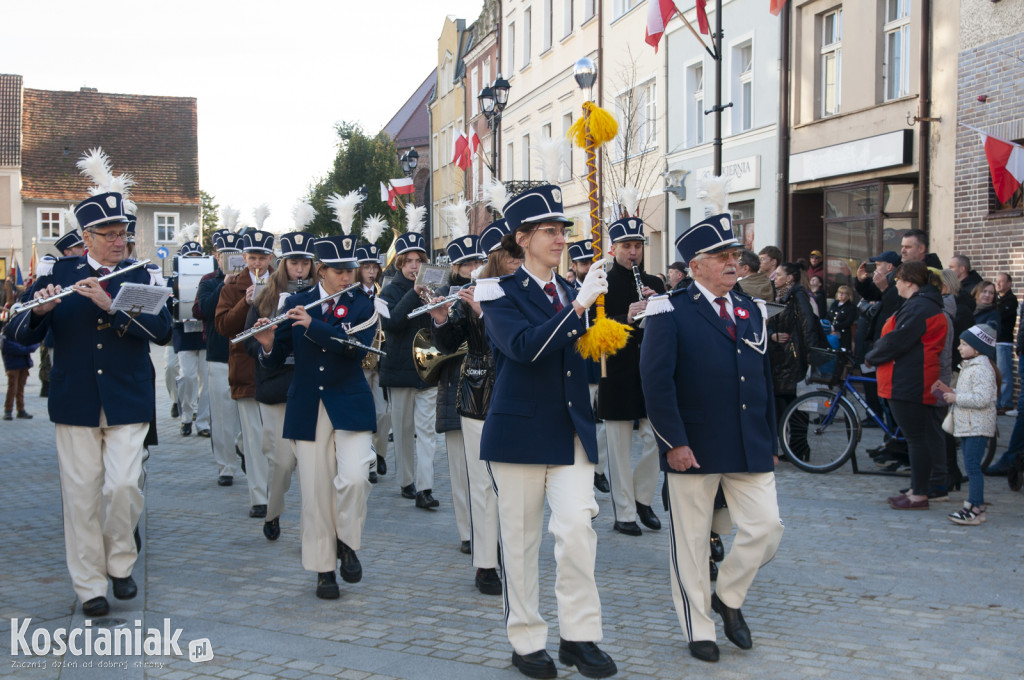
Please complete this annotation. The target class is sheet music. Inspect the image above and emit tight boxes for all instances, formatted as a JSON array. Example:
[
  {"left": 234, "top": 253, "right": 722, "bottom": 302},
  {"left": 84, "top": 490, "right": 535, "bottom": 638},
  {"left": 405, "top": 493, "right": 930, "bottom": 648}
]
[{"left": 110, "top": 283, "right": 171, "bottom": 315}]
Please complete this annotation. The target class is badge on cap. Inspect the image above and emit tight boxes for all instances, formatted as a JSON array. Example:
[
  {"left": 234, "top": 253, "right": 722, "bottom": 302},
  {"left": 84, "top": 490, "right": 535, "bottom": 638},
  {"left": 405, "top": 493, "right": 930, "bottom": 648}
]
[
  {"left": 295, "top": 234, "right": 304, "bottom": 244},
  {"left": 552, "top": 188, "right": 562, "bottom": 203},
  {"left": 735, "top": 307, "right": 749, "bottom": 319},
  {"left": 463, "top": 237, "right": 472, "bottom": 247},
  {"left": 255, "top": 233, "right": 263, "bottom": 242},
  {"left": 106, "top": 195, "right": 117, "bottom": 209}
]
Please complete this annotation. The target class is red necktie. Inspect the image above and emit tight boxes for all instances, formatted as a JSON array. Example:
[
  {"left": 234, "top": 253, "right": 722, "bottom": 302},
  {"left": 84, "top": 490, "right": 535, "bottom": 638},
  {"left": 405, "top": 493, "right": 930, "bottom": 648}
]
[
  {"left": 715, "top": 297, "right": 736, "bottom": 340},
  {"left": 97, "top": 267, "right": 111, "bottom": 294},
  {"left": 543, "top": 282, "right": 563, "bottom": 313},
  {"left": 324, "top": 300, "right": 336, "bottom": 318}
]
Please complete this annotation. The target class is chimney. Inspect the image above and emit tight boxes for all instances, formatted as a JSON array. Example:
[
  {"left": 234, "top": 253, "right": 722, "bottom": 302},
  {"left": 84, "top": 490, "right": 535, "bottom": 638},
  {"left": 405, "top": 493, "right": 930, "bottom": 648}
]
[{"left": 80, "top": 87, "right": 98, "bottom": 93}]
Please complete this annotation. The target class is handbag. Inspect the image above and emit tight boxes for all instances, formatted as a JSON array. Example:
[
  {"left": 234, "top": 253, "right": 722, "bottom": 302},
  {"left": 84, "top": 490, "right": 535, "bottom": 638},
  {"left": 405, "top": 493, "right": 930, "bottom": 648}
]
[{"left": 941, "top": 407, "right": 955, "bottom": 435}]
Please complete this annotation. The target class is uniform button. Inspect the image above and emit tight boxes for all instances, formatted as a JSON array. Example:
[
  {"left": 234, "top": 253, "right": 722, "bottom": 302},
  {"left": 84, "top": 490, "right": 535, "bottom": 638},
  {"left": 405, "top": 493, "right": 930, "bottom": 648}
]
[
  {"left": 568, "top": 401, "right": 573, "bottom": 408},
  {"left": 566, "top": 370, "right": 572, "bottom": 377},
  {"left": 97, "top": 369, "right": 103, "bottom": 375},
  {"left": 319, "top": 366, "right": 325, "bottom": 372},
  {"left": 567, "top": 332, "right": 573, "bottom": 337},
  {"left": 740, "top": 376, "right": 745, "bottom": 382},
  {"left": 573, "top": 330, "right": 578, "bottom": 335},
  {"left": 737, "top": 349, "right": 742, "bottom": 354},
  {"left": 742, "top": 404, "right": 747, "bottom": 410},
  {"left": 318, "top": 385, "right": 324, "bottom": 391},
  {"left": 322, "top": 348, "right": 326, "bottom": 353},
  {"left": 96, "top": 343, "right": 102, "bottom": 349}
]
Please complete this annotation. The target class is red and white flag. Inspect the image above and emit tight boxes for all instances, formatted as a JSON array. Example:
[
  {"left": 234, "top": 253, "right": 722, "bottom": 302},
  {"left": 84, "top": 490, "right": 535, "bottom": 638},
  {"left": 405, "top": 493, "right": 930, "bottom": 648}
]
[
  {"left": 469, "top": 130, "right": 481, "bottom": 158},
  {"left": 645, "top": 0, "right": 678, "bottom": 51},
  {"left": 380, "top": 181, "right": 397, "bottom": 211},
  {"left": 770, "top": 0, "right": 787, "bottom": 16},
  {"left": 452, "top": 129, "right": 471, "bottom": 171},
  {"left": 981, "top": 133, "right": 1024, "bottom": 204},
  {"left": 389, "top": 177, "right": 415, "bottom": 195}
]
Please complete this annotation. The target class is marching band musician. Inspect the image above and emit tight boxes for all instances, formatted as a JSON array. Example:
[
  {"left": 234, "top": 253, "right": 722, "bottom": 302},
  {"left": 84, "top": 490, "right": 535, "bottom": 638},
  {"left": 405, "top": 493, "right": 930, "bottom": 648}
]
[
  {"left": 54, "top": 229, "right": 86, "bottom": 258},
  {"left": 253, "top": 235, "right": 377, "bottom": 600},
  {"left": 639, "top": 214, "right": 783, "bottom": 663},
  {"left": 476, "top": 185, "right": 617, "bottom": 679},
  {"left": 168, "top": 237, "right": 210, "bottom": 437},
  {"left": 215, "top": 225, "right": 275, "bottom": 518},
  {"left": 4, "top": 188, "right": 172, "bottom": 618},
  {"left": 598, "top": 217, "right": 665, "bottom": 536},
  {"left": 243, "top": 229, "right": 317, "bottom": 541},
  {"left": 379, "top": 205, "right": 441, "bottom": 510},
  {"left": 355, "top": 215, "right": 390, "bottom": 482},
  {"left": 429, "top": 218, "right": 516, "bottom": 596},
  {"left": 194, "top": 226, "right": 244, "bottom": 486}
]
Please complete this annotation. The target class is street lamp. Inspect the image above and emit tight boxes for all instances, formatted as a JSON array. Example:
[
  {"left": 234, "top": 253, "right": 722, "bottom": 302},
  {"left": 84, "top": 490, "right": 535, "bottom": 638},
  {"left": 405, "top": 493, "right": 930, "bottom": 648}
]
[{"left": 478, "top": 74, "right": 511, "bottom": 182}]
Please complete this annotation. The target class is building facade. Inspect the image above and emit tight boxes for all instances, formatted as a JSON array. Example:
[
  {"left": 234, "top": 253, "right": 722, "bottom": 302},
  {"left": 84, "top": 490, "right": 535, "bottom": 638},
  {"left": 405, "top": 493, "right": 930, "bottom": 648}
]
[
  {"left": 462, "top": 0, "right": 502, "bottom": 235},
  {"left": 384, "top": 69, "right": 435, "bottom": 253}
]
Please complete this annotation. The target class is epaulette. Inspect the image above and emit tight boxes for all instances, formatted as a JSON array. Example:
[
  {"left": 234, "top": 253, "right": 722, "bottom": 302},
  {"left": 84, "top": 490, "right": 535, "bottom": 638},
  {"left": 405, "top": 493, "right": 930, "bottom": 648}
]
[
  {"left": 474, "top": 275, "right": 509, "bottom": 302},
  {"left": 644, "top": 292, "right": 676, "bottom": 317}
]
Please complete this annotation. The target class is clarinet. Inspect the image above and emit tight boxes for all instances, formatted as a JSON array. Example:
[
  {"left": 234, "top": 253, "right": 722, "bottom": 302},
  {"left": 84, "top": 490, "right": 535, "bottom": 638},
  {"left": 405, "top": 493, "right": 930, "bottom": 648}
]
[{"left": 632, "top": 264, "right": 649, "bottom": 324}]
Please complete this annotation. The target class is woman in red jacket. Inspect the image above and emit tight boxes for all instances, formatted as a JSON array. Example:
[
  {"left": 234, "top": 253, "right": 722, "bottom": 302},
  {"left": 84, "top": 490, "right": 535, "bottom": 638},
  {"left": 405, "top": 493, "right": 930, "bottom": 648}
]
[{"left": 865, "top": 261, "right": 949, "bottom": 510}]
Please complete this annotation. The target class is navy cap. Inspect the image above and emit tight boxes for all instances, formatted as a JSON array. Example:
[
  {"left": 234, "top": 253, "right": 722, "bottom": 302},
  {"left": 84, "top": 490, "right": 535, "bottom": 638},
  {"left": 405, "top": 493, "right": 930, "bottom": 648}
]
[
  {"left": 75, "top": 191, "right": 131, "bottom": 230},
  {"left": 314, "top": 234, "right": 359, "bottom": 269},
  {"left": 393, "top": 231, "right": 426, "bottom": 256},
  {"left": 870, "top": 251, "right": 901, "bottom": 266},
  {"left": 54, "top": 229, "right": 84, "bottom": 253},
  {"left": 355, "top": 242, "right": 382, "bottom": 264},
  {"left": 125, "top": 214, "right": 136, "bottom": 241},
  {"left": 567, "top": 238, "right": 594, "bottom": 262},
  {"left": 446, "top": 234, "right": 485, "bottom": 265},
  {"left": 608, "top": 217, "right": 646, "bottom": 243},
  {"left": 213, "top": 231, "right": 242, "bottom": 253},
  {"left": 675, "top": 213, "right": 741, "bottom": 263},
  {"left": 280, "top": 231, "right": 316, "bottom": 259},
  {"left": 479, "top": 219, "right": 510, "bottom": 254},
  {"left": 502, "top": 184, "right": 574, "bottom": 231},
  {"left": 179, "top": 241, "right": 204, "bottom": 257},
  {"left": 242, "top": 230, "right": 275, "bottom": 254}
]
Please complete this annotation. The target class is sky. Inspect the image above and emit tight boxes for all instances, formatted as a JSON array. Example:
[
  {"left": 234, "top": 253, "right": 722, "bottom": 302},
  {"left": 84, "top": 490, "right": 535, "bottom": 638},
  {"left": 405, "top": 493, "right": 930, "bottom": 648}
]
[{"left": 1, "top": 0, "right": 484, "bottom": 233}]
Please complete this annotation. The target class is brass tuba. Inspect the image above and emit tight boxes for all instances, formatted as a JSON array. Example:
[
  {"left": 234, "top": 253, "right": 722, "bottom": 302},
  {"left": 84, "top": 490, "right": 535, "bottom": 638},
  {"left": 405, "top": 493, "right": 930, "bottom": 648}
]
[
  {"left": 362, "top": 283, "right": 385, "bottom": 372},
  {"left": 412, "top": 329, "right": 467, "bottom": 386}
]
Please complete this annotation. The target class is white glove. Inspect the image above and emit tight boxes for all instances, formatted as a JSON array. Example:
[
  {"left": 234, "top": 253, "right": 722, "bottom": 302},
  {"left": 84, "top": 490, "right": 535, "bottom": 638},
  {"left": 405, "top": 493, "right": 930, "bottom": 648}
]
[{"left": 576, "top": 259, "right": 609, "bottom": 308}]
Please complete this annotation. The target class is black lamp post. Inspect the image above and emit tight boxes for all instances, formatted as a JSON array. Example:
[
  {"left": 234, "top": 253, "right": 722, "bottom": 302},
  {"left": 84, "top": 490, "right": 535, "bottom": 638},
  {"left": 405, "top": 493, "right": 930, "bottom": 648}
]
[{"left": 478, "top": 74, "right": 511, "bottom": 182}]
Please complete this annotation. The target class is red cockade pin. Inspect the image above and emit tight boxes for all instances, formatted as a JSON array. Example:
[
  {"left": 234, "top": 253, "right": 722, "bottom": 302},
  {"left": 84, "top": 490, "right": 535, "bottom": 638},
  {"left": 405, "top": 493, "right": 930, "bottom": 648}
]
[
  {"left": 735, "top": 307, "right": 749, "bottom": 319},
  {"left": 334, "top": 305, "right": 348, "bottom": 319}
]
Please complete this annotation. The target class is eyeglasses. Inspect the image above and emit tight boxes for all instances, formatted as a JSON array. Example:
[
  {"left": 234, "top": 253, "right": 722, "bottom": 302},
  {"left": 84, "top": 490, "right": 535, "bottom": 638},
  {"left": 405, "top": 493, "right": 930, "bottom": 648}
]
[
  {"left": 87, "top": 229, "right": 129, "bottom": 243},
  {"left": 704, "top": 250, "right": 741, "bottom": 263},
  {"left": 531, "top": 226, "right": 568, "bottom": 239}
]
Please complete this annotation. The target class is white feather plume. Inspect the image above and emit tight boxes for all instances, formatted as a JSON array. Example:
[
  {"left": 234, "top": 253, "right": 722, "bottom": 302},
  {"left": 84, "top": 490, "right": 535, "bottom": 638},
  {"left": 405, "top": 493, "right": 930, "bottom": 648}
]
[
  {"left": 325, "top": 190, "right": 364, "bottom": 236},
  {"left": 108, "top": 174, "right": 134, "bottom": 199},
  {"left": 77, "top": 148, "right": 114, "bottom": 190},
  {"left": 404, "top": 203, "right": 427, "bottom": 234},
  {"left": 221, "top": 206, "right": 238, "bottom": 232},
  {"left": 122, "top": 197, "right": 137, "bottom": 216},
  {"left": 444, "top": 200, "right": 471, "bottom": 240},
  {"left": 64, "top": 205, "right": 80, "bottom": 231},
  {"left": 292, "top": 201, "right": 317, "bottom": 230},
  {"left": 534, "top": 138, "right": 567, "bottom": 183},
  {"left": 617, "top": 184, "right": 639, "bottom": 218},
  {"left": 252, "top": 204, "right": 271, "bottom": 230},
  {"left": 176, "top": 222, "right": 199, "bottom": 245},
  {"left": 484, "top": 179, "right": 508, "bottom": 216},
  {"left": 363, "top": 214, "right": 388, "bottom": 244},
  {"left": 698, "top": 176, "right": 730, "bottom": 215}
]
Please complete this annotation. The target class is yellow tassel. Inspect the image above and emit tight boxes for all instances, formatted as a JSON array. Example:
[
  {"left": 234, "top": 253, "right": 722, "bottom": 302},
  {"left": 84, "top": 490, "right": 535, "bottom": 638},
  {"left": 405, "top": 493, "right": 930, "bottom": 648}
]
[
  {"left": 575, "top": 316, "right": 631, "bottom": 361},
  {"left": 567, "top": 115, "right": 589, "bottom": 149},
  {"left": 586, "top": 103, "right": 619, "bottom": 147}
]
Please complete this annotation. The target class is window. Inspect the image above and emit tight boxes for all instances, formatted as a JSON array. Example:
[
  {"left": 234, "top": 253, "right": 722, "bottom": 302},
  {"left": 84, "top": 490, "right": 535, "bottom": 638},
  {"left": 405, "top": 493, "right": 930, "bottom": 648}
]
[
  {"left": 523, "top": 8, "right": 532, "bottom": 68},
  {"left": 508, "top": 22, "right": 516, "bottom": 72},
  {"left": 731, "top": 201, "right": 755, "bottom": 250},
  {"left": 38, "top": 208, "right": 63, "bottom": 241},
  {"left": 483, "top": 56, "right": 491, "bottom": 83},
  {"left": 471, "top": 67, "right": 479, "bottom": 116},
  {"left": 506, "top": 141, "right": 515, "bottom": 179},
  {"left": 614, "top": 79, "right": 657, "bottom": 159},
  {"left": 440, "top": 54, "right": 453, "bottom": 96},
  {"left": 561, "top": 113, "right": 574, "bottom": 180},
  {"left": 563, "top": 0, "right": 574, "bottom": 37},
  {"left": 883, "top": 0, "right": 910, "bottom": 101},
  {"left": 614, "top": 0, "right": 642, "bottom": 18},
  {"left": 688, "top": 63, "right": 705, "bottom": 147},
  {"left": 542, "top": 123, "right": 552, "bottom": 140},
  {"left": 155, "top": 212, "right": 179, "bottom": 244},
  {"left": 583, "top": 0, "right": 595, "bottom": 22},
  {"left": 733, "top": 41, "right": 753, "bottom": 132},
  {"left": 820, "top": 9, "right": 842, "bottom": 117},
  {"left": 543, "top": 0, "right": 553, "bottom": 52},
  {"left": 522, "top": 133, "right": 531, "bottom": 180}
]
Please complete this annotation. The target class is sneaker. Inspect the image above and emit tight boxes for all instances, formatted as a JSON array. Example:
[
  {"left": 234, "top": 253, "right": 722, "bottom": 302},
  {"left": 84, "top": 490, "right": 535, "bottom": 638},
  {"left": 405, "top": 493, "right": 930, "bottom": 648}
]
[
  {"left": 948, "top": 501, "right": 986, "bottom": 525},
  {"left": 1005, "top": 409, "right": 1018, "bottom": 417},
  {"left": 2, "top": 412, "right": 11, "bottom": 421},
  {"left": 16, "top": 411, "right": 32, "bottom": 419},
  {"left": 898, "top": 488, "right": 949, "bottom": 501}
]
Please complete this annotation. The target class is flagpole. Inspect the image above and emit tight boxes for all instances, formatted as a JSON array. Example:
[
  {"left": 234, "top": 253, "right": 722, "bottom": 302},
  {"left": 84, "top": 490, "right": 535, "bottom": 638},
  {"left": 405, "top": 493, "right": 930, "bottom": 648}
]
[{"left": 673, "top": 7, "right": 716, "bottom": 59}]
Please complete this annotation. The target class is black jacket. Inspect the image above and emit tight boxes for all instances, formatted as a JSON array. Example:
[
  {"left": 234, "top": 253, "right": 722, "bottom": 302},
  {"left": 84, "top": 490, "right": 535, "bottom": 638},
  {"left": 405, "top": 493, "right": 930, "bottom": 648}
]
[
  {"left": 961, "top": 270, "right": 983, "bottom": 299},
  {"left": 855, "top": 276, "right": 903, "bottom": 347},
  {"left": 433, "top": 297, "right": 493, "bottom": 421},
  {"left": 827, "top": 300, "right": 858, "bottom": 350},
  {"left": 195, "top": 270, "right": 230, "bottom": 363},
  {"left": 997, "top": 291, "right": 1018, "bottom": 344},
  {"left": 596, "top": 260, "right": 665, "bottom": 421},
  {"left": 379, "top": 271, "right": 434, "bottom": 389},
  {"left": 433, "top": 273, "right": 471, "bottom": 432},
  {"left": 768, "top": 284, "right": 824, "bottom": 396},
  {"left": 243, "top": 303, "right": 294, "bottom": 405}
]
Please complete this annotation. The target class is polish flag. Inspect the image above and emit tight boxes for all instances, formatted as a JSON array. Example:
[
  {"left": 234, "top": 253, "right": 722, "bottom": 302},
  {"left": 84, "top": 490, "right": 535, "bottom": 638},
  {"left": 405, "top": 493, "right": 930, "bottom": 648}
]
[
  {"left": 469, "top": 130, "right": 481, "bottom": 158},
  {"left": 645, "top": 0, "right": 678, "bottom": 51},
  {"left": 981, "top": 133, "right": 1024, "bottom": 204},
  {"left": 452, "top": 130, "right": 472, "bottom": 170},
  {"left": 770, "top": 0, "right": 787, "bottom": 16},
  {"left": 389, "top": 177, "right": 415, "bottom": 195},
  {"left": 380, "top": 181, "right": 397, "bottom": 211}
]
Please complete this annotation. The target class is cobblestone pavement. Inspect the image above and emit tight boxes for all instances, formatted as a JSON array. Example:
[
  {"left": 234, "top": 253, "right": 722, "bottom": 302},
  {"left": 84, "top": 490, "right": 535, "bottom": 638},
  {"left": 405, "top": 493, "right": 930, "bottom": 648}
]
[{"left": 2, "top": 351, "right": 1022, "bottom": 679}]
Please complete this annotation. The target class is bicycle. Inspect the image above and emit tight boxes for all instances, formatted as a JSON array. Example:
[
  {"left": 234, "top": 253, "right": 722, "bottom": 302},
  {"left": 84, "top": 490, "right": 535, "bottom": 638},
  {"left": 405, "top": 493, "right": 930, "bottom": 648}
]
[{"left": 779, "top": 347, "right": 904, "bottom": 473}]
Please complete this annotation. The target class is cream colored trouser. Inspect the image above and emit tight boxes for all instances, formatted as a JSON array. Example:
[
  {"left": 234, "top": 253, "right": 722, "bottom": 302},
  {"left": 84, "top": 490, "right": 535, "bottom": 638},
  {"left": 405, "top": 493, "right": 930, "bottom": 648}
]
[
  {"left": 177, "top": 349, "right": 210, "bottom": 431},
  {"left": 294, "top": 400, "right": 374, "bottom": 572},
  {"left": 604, "top": 418, "right": 660, "bottom": 523},
  {"left": 460, "top": 416, "right": 499, "bottom": 568},
  {"left": 489, "top": 440, "right": 603, "bottom": 655},
  {"left": 446, "top": 430, "right": 471, "bottom": 541},
  {"left": 363, "top": 368, "right": 391, "bottom": 468},
  {"left": 55, "top": 410, "right": 148, "bottom": 603},
  {"left": 390, "top": 386, "right": 438, "bottom": 491},
  {"left": 237, "top": 397, "right": 269, "bottom": 506},
  {"left": 207, "top": 362, "right": 240, "bottom": 477},
  {"left": 260, "top": 402, "right": 298, "bottom": 521},
  {"left": 588, "top": 384, "right": 609, "bottom": 473},
  {"left": 667, "top": 472, "right": 783, "bottom": 643}
]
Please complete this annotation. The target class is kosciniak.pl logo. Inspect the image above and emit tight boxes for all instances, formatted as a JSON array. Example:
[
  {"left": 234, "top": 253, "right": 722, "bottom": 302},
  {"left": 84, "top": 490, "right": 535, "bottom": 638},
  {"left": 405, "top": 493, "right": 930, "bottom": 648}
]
[{"left": 10, "top": 618, "right": 213, "bottom": 662}]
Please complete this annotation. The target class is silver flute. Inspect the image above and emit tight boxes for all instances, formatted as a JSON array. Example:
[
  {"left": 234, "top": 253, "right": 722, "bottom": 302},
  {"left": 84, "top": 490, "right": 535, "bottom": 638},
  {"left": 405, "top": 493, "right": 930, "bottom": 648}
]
[
  {"left": 332, "top": 336, "right": 387, "bottom": 357},
  {"left": 230, "top": 282, "right": 361, "bottom": 344},
  {"left": 10, "top": 259, "right": 152, "bottom": 314},
  {"left": 407, "top": 284, "right": 471, "bottom": 318}
]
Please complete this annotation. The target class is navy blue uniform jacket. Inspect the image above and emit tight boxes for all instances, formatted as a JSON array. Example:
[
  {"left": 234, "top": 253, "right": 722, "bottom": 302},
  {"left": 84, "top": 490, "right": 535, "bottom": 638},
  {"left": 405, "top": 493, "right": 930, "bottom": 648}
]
[
  {"left": 639, "top": 284, "right": 776, "bottom": 474},
  {"left": 479, "top": 267, "right": 598, "bottom": 465},
  {"left": 260, "top": 286, "right": 376, "bottom": 441},
  {"left": 5, "top": 256, "right": 172, "bottom": 427}
]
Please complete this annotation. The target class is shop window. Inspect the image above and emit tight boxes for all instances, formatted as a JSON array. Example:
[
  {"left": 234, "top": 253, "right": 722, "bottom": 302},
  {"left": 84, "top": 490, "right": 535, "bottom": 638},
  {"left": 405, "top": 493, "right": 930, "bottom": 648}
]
[{"left": 731, "top": 200, "right": 755, "bottom": 251}]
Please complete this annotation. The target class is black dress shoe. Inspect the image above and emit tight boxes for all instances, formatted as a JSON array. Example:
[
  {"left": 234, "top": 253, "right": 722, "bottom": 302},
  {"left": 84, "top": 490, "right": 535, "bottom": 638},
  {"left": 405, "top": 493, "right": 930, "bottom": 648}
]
[
  {"left": 369, "top": 470, "right": 378, "bottom": 484},
  {"left": 337, "top": 540, "right": 362, "bottom": 583},
  {"left": 217, "top": 475, "right": 233, "bottom": 487},
  {"left": 460, "top": 540, "right": 471, "bottom": 554},
  {"left": 511, "top": 649, "right": 556, "bottom": 679},
  {"left": 688, "top": 640, "right": 720, "bottom": 662},
  {"left": 377, "top": 454, "right": 387, "bottom": 475},
  {"left": 636, "top": 503, "right": 661, "bottom": 530},
  {"left": 316, "top": 571, "right": 339, "bottom": 599},
  {"left": 593, "top": 472, "right": 610, "bottom": 493},
  {"left": 110, "top": 575, "right": 137, "bottom": 600},
  {"left": 196, "top": 428, "right": 211, "bottom": 438},
  {"left": 401, "top": 484, "right": 417, "bottom": 499},
  {"left": 709, "top": 558, "right": 718, "bottom": 582},
  {"left": 710, "top": 533, "right": 725, "bottom": 562},
  {"left": 180, "top": 422, "right": 192, "bottom": 436},
  {"left": 416, "top": 490, "right": 439, "bottom": 509},
  {"left": 2, "top": 412, "right": 11, "bottom": 420},
  {"left": 170, "top": 403, "right": 179, "bottom": 419},
  {"left": 263, "top": 517, "right": 280, "bottom": 541},
  {"left": 711, "top": 593, "right": 752, "bottom": 649},
  {"left": 613, "top": 521, "right": 642, "bottom": 536},
  {"left": 82, "top": 596, "right": 109, "bottom": 617},
  {"left": 475, "top": 567, "right": 502, "bottom": 595},
  {"left": 249, "top": 504, "right": 267, "bottom": 518},
  {"left": 558, "top": 639, "right": 617, "bottom": 678},
  {"left": 16, "top": 411, "right": 32, "bottom": 419},
  {"left": 388, "top": 432, "right": 393, "bottom": 442}
]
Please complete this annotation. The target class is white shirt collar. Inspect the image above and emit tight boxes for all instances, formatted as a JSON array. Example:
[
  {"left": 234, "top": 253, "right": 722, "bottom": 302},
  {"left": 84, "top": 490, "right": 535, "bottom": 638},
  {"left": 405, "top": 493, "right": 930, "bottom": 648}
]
[
  {"left": 523, "top": 265, "right": 567, "bottom": 307},
  {"left": 87, "top": 254, "right": 114, "bottom": 272},
  {"left": 693, "top": 279, "right": 734, "bottom": 320}
]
